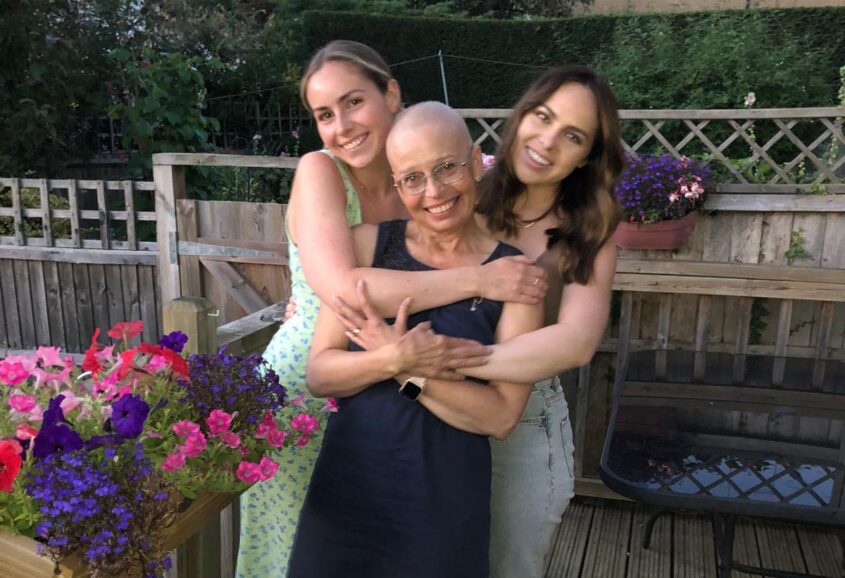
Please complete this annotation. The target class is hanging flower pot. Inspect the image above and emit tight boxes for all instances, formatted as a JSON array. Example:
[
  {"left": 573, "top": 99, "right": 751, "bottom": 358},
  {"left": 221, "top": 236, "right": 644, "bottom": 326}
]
[
  {"left": 613, "top": 153, "right": 711, "bottom": 250},
  {"left": 613, "top": 211, "right": 698, "bottom": 250}
]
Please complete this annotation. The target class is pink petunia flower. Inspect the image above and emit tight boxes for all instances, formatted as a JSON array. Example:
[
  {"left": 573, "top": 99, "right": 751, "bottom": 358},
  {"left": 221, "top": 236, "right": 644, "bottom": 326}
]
[
  {"left": 0, "top": 361, "right": 31, "bottom": 386},
  {"left": 182, "top": 431, "right": 207, "bottom": 458},
  {"left": 161, "top": 452, "right": 186, "bottom": 472},
  {"left": 34, "top": 346, "right": 63, "bottom": 368},
  {"left": 289, "top": 392, "right": 308, "bottom": 409},
  {"left": 258, "top": 456, "right": 280, "bottom": 481},
  {"left": 57, "top": 391, "right": 83, "bottom": 415},
  {"left": 236, "top": 461, "right": 262, "bottom": 484},
  {"left": 172, "top": 420, "right": 201, "bottom": 438},
  {"left": 30, "top": 358, "right": 73, "bottom": 389},
  {"left": 320, "top": 398, "right": 339, "bottom": 413},
  {"left": 295, "top": 432, "right": 311, "bottom": 447},
  {"left": 146, "top": 355, "right": 169, "bottom": 373},
  {"left": 219, "top": 431, "right": 241, "bottom": 449},
  {"left": 267, "top": 428, "right": 287, "bottom": 448},
  {"left": 206, "top": 409, "right": 233, "bottom": 435},
  {"left": 8, "top": 394, "right": 37, "bottom": 413},
  {"left": 26, "top": 405, "right": 44, "bottom": 422},
  {"left": 16, "top": 424, "right": 38, "bottom": 441},
  {"left": 291, "top": 413, "right": 320, "bottom": 434}
]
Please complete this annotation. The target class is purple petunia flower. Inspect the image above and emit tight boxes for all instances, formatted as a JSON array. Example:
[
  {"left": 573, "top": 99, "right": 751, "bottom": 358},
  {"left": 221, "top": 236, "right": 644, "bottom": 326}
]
[
  {"left": 159, "top": 331, "right": 189, "bottom": 353},
  {"left": 110, "top": 394, "right": 149, "bottom": 439},
  {"left": 32, "top": 423, "right": 84, "bottom": 459}
]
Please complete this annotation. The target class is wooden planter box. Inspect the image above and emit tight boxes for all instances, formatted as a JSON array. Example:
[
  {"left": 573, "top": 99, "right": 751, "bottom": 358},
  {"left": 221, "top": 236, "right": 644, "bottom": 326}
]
[{"left": 0, "top": 492, "right": 237, "bottom": 578}]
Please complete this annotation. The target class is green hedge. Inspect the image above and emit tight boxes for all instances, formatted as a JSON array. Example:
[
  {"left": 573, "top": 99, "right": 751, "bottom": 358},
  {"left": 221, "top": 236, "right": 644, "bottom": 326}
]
[
  {"left": 300, "top": 7, "right": 845, "bottom": 109},
  {"left": 300, "top": 11, "right": 562, "bottom": 107}
]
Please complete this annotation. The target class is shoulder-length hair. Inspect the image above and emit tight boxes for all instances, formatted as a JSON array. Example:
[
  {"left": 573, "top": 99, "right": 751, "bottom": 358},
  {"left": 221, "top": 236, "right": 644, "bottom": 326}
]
[
  {"left": 299, "top": 40, "right": 394, "bottom": 110},
  {"left": 476, "top": 66, "right": 624, "bottom": 285}
]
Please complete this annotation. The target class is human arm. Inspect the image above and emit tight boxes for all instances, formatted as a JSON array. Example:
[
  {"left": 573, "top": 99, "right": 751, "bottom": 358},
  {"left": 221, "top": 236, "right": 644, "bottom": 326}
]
[
  {"left": 461, "top": 241, "right": 617, "bottom": 384},
  {"left": 306, "top": 297, "right": 492, "bottom": 397},
  {"left": 290, "top": 153, "right": 547, "bottom": 315},
  {"left": 399, "top": 299, "right": 543, "bottom": 440}
]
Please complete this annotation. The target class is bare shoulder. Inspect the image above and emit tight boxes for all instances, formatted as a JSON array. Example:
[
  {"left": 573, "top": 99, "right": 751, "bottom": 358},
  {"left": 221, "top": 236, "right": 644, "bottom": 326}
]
[{"left": 293, "top": 151, "right": 342, "bottom": 187}]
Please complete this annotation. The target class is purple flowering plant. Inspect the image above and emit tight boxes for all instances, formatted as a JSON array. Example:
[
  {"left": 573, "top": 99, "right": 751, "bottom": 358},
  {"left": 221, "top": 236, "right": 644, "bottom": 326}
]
[
  {"left": 615, "top": 153, "right": 711, "bottom": 224},
  {"left": 0, "top": 321, "right": 332, "bottom": 577}
]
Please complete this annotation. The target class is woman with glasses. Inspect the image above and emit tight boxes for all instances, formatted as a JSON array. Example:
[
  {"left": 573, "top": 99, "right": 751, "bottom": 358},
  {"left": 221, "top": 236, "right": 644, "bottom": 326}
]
[
  {"left": 287, "top": 102, "right": 542, "bottom": 578},
  {"left": 335, "top": 66, "right": 624, "bottom": 578},
  {"left": 236, "top": 41, "right": 546, "bottom": 578}
]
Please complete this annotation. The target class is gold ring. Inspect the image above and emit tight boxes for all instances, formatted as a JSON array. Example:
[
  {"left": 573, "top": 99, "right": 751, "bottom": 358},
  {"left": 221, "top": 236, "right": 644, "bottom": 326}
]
[{"left": 352, "top": 328, "right": 361, "bottom": 336}]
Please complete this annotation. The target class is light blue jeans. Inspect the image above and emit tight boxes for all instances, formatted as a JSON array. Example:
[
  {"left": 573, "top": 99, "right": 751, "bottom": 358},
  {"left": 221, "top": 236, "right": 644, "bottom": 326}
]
[{"left": 489, "top": 377, "right": 576, "bottom": 578}]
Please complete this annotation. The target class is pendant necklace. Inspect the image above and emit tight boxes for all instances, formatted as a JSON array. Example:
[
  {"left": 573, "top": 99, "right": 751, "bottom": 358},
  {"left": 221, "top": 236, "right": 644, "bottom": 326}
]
[{"left": 516, "top": 204, "right": 556, "bottom": 229}]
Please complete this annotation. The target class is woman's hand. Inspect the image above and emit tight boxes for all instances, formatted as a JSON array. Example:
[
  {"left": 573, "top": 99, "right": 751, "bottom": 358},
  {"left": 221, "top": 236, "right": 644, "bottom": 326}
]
[
  {"left": 479, "top": 255, "right": 548, "bottom": 305},
  {"left": 283, "top": 298, "right": 297, "bottom": 322},
  {"left": 332, "top": 281, "right": 491, "bottom": 380}
]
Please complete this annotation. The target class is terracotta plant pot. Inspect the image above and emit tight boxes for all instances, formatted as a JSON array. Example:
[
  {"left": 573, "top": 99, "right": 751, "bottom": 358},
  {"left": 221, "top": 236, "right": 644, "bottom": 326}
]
[{"left": 613, "top": 211, "right": 698, "bottom": 250}]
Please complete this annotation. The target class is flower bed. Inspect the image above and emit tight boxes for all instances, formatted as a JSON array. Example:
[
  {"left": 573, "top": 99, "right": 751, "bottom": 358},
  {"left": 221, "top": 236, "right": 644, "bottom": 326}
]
[{"left": 0, "top": 321, "right": 331, "bottom": 577}]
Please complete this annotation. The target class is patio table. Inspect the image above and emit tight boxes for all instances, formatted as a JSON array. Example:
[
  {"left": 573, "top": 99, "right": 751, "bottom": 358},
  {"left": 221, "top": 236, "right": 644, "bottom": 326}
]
[{"left": 599, "top": 349, "right": 845, "bottom": 578}]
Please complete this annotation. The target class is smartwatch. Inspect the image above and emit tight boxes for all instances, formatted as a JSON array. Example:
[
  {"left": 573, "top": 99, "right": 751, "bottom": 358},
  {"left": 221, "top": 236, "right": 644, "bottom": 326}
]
[{"left": 399, "top": 376, "right": 426, "bottom": 401}]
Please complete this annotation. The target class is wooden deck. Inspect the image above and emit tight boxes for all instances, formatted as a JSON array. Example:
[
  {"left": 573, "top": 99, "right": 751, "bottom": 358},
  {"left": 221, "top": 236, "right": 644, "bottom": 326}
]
[{"left": 547, "top": 497, "right": 844, "bottom": 578}]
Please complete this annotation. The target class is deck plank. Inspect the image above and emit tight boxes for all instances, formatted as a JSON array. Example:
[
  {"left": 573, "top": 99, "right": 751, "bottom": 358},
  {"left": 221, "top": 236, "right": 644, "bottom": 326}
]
[
  {"left": 757, "top": 522, "right": 806, "bottom": 573},
  {"left": 733, "top": 518, "right": 762, "bottom": 578},
  {"left": 672, "top": 512, "right": 717, "bottom": 578},
  {"left": 796, "top": 525, "right": 843, "bottom": 577},
  {"left": 546, "top": 500, "right": 594, "bottom": 578},
  {"left": 580, "top": 500, "right": 631, "bottom": 578},
  {"left": 627, "top": 506, "right": 671, "bottom": 578},
  {"left": 546, "top": 498, "right": 843, "bottom": 578}
]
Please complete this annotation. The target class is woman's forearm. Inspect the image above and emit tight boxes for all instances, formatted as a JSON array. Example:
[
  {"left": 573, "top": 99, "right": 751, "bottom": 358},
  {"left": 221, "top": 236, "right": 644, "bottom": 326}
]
[
  {"left": 307, "top": 346, "right": 399, "bottom": 398},
  {"left": 462, "top": 323, "right": 600, "bottom": 384},
  {"left": 344, "top": 266, "right": 480, "bottom": 316},
  {"left": 399, "top": 373, "right": 529, "bottom": 440}
]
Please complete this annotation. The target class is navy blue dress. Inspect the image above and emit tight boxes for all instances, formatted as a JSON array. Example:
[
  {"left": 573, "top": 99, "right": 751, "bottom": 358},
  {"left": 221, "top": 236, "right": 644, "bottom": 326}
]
[{"left": 288, "top": 220, "right": 521, "bottom": 578}]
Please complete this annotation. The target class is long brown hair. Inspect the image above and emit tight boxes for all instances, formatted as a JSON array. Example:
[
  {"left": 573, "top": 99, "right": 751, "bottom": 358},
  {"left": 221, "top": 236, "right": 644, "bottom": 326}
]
[
  {"left": 299, "top": 40, "right": 394, "bottom": 110},
  {"left": 476, "top": 66, "right": 624, "bottom": 284}
]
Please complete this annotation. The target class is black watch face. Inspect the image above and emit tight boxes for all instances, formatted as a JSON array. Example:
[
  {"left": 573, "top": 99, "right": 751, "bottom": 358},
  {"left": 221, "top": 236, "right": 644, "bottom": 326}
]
[{"left": 400, "top": 382, "right": 422, "bottom": 400}]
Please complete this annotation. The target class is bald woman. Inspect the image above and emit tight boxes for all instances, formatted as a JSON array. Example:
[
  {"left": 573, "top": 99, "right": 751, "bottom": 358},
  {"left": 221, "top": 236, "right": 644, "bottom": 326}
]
[{"left": 287, "top": 102, "right": 542, "bottom": 578}]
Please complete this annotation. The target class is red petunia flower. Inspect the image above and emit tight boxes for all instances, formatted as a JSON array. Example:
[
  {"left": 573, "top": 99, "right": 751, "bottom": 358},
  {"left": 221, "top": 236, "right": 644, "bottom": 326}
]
[
  {"left": 107, "top": 320, "right": 144, "bottom": 341},
  {"left": 0, "top": 439, "right": 23, "bottom": 492},
  {"left": 160, "top": 348, "right": 189, "bottom": 379},
  {"left": 81, "top": 329, "right": 103, "bottom": 377}
]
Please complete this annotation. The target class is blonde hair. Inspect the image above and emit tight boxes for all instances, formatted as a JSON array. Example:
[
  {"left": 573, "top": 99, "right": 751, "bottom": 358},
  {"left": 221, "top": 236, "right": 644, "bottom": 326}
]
[{"left": 299, "top": 40, "right": 394, "bottom": 111}]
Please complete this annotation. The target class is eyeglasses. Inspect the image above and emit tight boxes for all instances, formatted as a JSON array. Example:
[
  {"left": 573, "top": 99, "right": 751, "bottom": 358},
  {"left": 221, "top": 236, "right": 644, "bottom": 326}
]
[{"left": 393, "top": 150, "right": 473, "bottom": 196}]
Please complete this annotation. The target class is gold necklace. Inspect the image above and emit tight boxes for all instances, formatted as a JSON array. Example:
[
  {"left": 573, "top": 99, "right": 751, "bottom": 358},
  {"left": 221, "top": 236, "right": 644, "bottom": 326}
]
[
  {"left": 516, "top": 204, "right": 556, "bottom": 229},
  {"left": 348, "top": 170, "right": 367, "bottom": 194}
]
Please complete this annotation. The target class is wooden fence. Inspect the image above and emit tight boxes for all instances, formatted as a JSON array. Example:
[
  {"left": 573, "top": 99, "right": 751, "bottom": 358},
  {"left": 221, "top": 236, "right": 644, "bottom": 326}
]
[{"left": 0, "top": 178, "right": 161, "bottom": 354}]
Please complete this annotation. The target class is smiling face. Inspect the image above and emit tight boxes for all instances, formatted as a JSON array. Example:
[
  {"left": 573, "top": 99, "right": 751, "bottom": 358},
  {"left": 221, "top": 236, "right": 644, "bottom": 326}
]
[
  {"left": 387, "top": 109, "right": 481, "bottom": 235},
  {"left": 510, "top": 82, "right": 599, "bottom": 194},
  {"left": 305, "top": 60, "right": 400, "bottom": 169}
]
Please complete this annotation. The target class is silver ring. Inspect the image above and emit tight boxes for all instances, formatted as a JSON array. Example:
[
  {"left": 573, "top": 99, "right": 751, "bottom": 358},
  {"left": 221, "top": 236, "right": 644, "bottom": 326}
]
[{"left": 352, "top": 328, "right": 361, "bottom": 336}]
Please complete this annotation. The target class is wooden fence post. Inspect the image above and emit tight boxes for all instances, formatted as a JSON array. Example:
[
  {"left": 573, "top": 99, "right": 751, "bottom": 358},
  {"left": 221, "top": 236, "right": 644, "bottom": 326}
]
[
  {"left": 154, "top": 155, "right": 187, "bottom": 306},
  {"left": 162, "top": 298, "right": 225, "bottom": 578}
]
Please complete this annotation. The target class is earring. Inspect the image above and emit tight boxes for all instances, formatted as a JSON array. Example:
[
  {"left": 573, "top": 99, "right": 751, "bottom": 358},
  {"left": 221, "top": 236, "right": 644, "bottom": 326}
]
[{"left": 475, "top": 175, "right": 481, "bottom": 182}]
